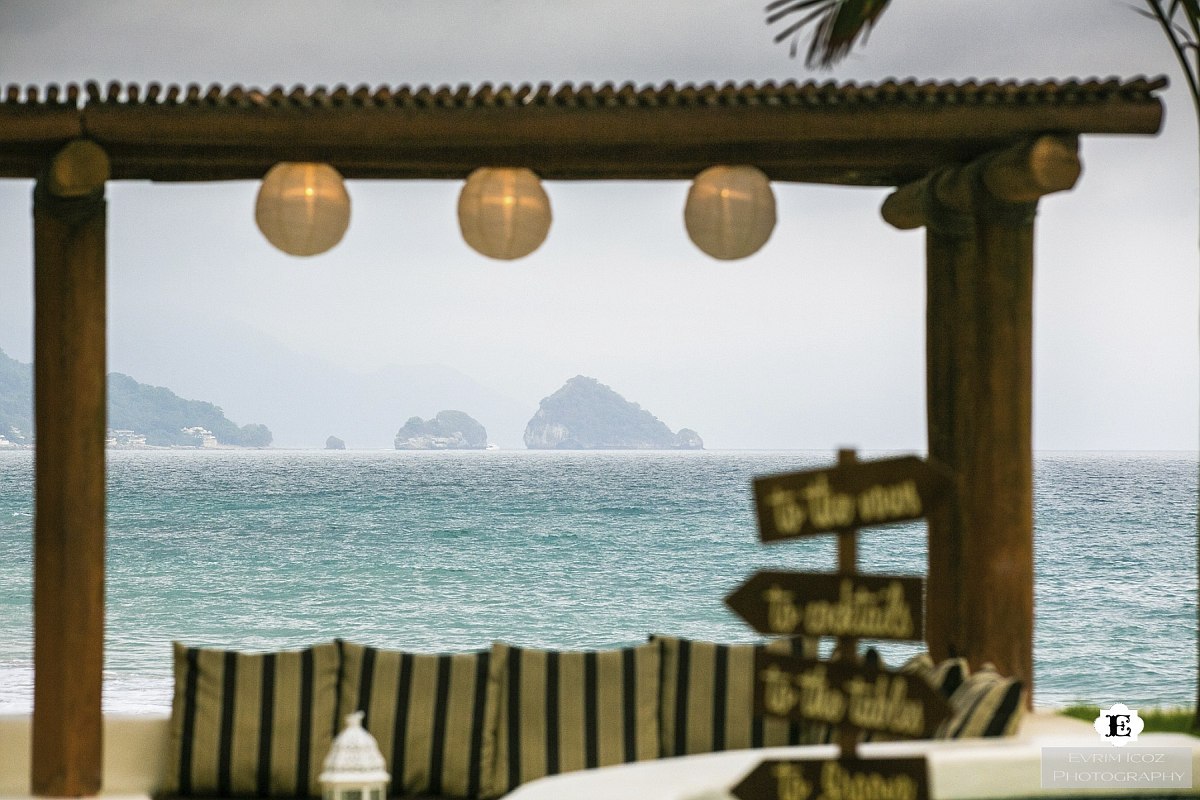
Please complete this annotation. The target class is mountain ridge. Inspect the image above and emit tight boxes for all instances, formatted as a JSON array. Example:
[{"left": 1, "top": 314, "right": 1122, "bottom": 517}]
[
  {"left": 102, "top": 313, "right": 533, "bottom": 448},
  {"left": 0, "top": 348, "right": 271, "bottom": 447}
]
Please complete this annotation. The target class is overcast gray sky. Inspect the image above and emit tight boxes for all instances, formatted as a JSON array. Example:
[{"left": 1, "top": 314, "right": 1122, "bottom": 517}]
[{"left": 0, "top": 1, "right": 1195, "bottom": 450}]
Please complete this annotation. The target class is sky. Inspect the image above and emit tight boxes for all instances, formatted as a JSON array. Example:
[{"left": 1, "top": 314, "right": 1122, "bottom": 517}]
[{"left": 0, "top": 1, "right": 1196, "bottom": 450}]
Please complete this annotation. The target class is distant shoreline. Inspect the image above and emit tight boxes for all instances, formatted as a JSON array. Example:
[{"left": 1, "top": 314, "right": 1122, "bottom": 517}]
[{"left": 1, "top": 447, "right": 1196, "bottom": 456}]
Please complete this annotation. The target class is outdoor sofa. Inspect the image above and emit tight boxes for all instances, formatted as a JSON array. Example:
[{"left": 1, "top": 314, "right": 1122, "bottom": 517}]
[{"left": 0, "top": 636, "right": 1029, "bottom": 800}]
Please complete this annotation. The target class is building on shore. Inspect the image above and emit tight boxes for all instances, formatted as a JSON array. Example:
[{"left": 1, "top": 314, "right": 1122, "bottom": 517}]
[
  {"left": 106, "top": 429, "right": 148, "bottom": 448},
  {"left": 180, "top": 426, "right": 219, "bottom": 448}
]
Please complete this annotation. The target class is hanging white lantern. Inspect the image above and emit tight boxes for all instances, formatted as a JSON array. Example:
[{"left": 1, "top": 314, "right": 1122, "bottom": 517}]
[
  {"left": 319, "top": 712, "right": 389, "bottom": 800},
  {"left": 457, "top": 167, "right": 551, "bottom": 260},
  {"left": 255, "top": 162, "right": 351, "bottom": 257},
  {"left": 683, "top": 165, "right": 776, "bottom": 260}
]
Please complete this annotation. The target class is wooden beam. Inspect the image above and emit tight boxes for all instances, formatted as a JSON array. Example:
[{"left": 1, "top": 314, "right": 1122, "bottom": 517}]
[
  {"left": 77, "top": 96, "right": 1160, "bottom": 144},
  {"left": 881, "top": 135, "right": 1081, "bottom": 229},
  {"left": 982, "top": 135, "right": 1082, "bottom": 203},
  {"left": 0, "top": 102, "right": 81, "bottom": 142},
  {"left": 32, "top": 140, "right": 108, "bottom": 797},
  {"left": 0, "top": 86, "right": 1162, "bottom": 184},
  {"left": 81, "top": 101, "right": 1155, "bottom": 185},
  {"left": 0, "top": 102, "right": 84, "bottom": 180},
  {"left": 46, "top": 140, "right": 110, "bottom": 198},
  {"left": 87, "top": 138, "right": 992, "bottom": 186}
]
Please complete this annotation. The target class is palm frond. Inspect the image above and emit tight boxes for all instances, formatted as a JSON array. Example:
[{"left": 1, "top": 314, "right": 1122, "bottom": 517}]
[
  {"left": 772, "top": 7, "right": 835, "bottom": 58},
  {"left": 765, "top": 0, "right": 893, "bottom": 68},
  {"left": 1163, "top": 0, "right": 1200, "bottom": 43},
  {"left": 1144, "top": 0, "right": 1200, "bottom": 111},
  {"left": 765, "top": 0, "right": 826, "bottom": 26}
]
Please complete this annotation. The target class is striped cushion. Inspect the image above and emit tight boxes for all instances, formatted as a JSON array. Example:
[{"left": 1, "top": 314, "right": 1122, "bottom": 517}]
[
  {"left": 482, "top": 642, "right": 660, "bottom": 798},
  {"left": 655, "top": 636, "right": 820, "bottom": 756},
  {"left": 165, "top": 641, "right": 340, "bottom": 797},
  {"left": 940, "top": 663, "right": 1024, "bottom": 738},
  {"left": 853, "top": 650, "right": 956, "bottom": 744},
  {"left": 900, "top": 653, "right": 969, "bottom": 700},
  {"left": 337, "top": 641, "right": 493, "bottom": 799}
]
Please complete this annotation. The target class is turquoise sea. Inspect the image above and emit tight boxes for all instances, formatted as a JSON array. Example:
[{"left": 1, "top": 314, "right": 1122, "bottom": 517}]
[{"left": 0, "top": 449, "right": 1195, "bottom": 712}]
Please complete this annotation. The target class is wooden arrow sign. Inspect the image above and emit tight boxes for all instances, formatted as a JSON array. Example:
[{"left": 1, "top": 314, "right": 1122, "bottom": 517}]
[
  {"left": 731, "top": 757, "right": 930, "bottom": 800},
  {"left": 725, "top": 571, "right": 925, "bottom": 641},
  {"left": 753, "top": 651, "right": 951, "bottom": 740},
  {"left": 753, "top": 455, "right": 954, "bottom": 542}
]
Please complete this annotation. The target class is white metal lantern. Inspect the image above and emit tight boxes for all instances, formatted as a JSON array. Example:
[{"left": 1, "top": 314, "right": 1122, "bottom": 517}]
[
  {"left": 683, "top": 165, "right": 776, "bottom": 260},
  {"left": 457, "top": 167, "right": 552, "bottom": 260},
  {"left": 319, "top": 712, "right": 389, "bottom": 800},
  {"left": 255, "top": 162, "right": 351, "bottom": 257}
]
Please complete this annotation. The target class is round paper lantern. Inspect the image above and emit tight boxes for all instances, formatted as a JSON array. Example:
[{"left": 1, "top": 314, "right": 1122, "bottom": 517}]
[
  {"left": 684, "top": 165, "right": 776, "bottom": 260},
  {"left": 255, "top": 162, "right": 351, "bottom": 256},
  {"left": 457, "top": 167, "right": 551, "bottom": 260}
]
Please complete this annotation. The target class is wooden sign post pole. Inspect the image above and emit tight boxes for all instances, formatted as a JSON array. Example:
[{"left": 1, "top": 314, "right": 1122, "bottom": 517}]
[
  {"left": 834, "top": 448, "right": 859, "bottom": 758},
  {"left": 729, "top": 448, "right": 956, "bottom": 800}
]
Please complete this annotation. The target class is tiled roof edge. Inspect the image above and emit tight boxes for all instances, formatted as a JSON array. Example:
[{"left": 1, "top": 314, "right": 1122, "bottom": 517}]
[{"left": 0, "top": 77, "right": 1169, "bottom": 110}]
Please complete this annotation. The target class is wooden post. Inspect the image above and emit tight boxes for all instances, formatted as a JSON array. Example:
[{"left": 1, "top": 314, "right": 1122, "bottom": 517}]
[
  {"left": 961, "top": 184, "right": 1035, "bottom": 696},
  {"left": 920, "top": 166, "right": 978, "bottom": 672},
  {"left": 881, "top": 136, "right": 1080, "bottom": 703},
  {"left": 32, "top": 139, "right": 109, "bottom": 797}
]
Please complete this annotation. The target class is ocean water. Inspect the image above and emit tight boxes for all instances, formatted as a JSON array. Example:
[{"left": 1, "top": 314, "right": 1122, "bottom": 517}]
[{"left": 0, "top": 449, "right": 1195, "bottom": 713}]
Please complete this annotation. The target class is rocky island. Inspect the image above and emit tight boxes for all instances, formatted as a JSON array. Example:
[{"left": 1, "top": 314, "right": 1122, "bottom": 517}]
[
  {"left": 394, "top": 410, "right": 488, "bottom": 449},
  {"left": 524, "top": 376, "right": 703, "bottom": 450}
]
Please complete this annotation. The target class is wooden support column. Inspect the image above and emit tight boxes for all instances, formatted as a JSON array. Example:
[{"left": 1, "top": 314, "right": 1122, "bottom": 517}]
[
  {"left": 914, "top": 165, "right": 978, "bottom": 673},
  {"left": 881, "top": 135, "right": 1081, "bottom": 702},
  {"left": 32, "top": 139, "right": 110, "bottom": 797}
]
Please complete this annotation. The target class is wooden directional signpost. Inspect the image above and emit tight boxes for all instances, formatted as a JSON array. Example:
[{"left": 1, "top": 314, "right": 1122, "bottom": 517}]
[
  {"left": 725, "top": 572, "right": 925, "bottom": 641},
  {"left": 726, "top": 449, "right": 955, "bottom": 800},
  {"left": 752, "top": 454, "right": 952, "bottom": 543}
]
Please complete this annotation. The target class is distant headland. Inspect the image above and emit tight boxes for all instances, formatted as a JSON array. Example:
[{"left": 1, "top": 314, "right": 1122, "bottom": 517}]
[
  {"left": 524, "top": 375, "right": 703, "bottom": 450},
  {"left": 0, "top": 348, "right": 271, "bottom": 449}
]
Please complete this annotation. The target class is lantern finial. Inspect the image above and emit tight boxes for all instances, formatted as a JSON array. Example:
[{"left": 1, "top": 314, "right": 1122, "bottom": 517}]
[{"left": 319, "top": 711, "right": 389, "bottom": 800}]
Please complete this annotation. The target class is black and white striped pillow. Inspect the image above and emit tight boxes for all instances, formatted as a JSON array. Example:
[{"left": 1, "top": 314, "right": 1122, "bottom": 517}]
[
  {"left": 940, "top": 663, "right": 1024, "bottom": 738},
  {"left": 655, "top": 636, "right": 820, "bottom": 757},
  {"left": 482, "top": 642, "right": 660, "bottom": 797},
  {"left": 850, "top": 649, "right": 955, "bottom": 744},
  {"left": 336, "top": 641, "right": 493, "bottom": 799},
  {"left": 900, "top": 653, "right": 968, "bottom": 700},
  {"left": 165, "top": 641, "right": 341, "bottom": 797}
]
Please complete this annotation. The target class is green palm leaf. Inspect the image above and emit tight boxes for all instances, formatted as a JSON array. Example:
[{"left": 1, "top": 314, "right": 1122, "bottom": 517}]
[{"left": 765, "top": 0, "right": 892, "bottom": 66}]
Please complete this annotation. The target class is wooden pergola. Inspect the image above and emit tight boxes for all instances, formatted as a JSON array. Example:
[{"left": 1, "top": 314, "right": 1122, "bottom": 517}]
[{"left": 0, "top": 76, "right": 1165, "bottom": 796}]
